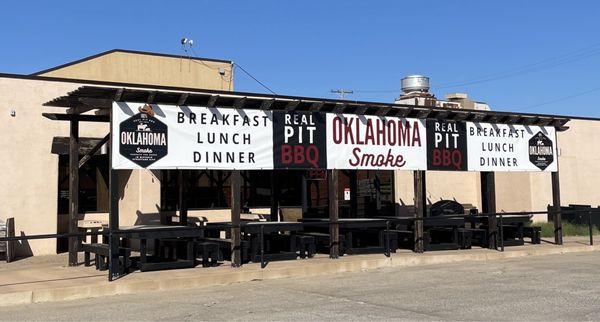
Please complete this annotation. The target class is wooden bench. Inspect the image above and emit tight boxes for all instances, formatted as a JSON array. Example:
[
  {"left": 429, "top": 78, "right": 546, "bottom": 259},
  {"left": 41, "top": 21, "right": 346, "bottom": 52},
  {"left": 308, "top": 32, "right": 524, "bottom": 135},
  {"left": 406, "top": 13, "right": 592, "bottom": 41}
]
[
  {"left": 298, "top": 232, "right": 346, "bottom": 256},
  {"left": 457, "top": 228, "right": 472, "bottom": 249},
  {"left": 295, "top": 235, "right": 316, "bottom": 259},
  {"left": 523, "top": 226, "right": 542, "bottom": 244},
  {"left": 81, "top": 243, "right": 131, "bottom": 272},
  {"left": 199, "top": 238, "right": 251, "bottom": 263},
  {"left": 195, "top": 241, "right": 221, "bottom": 267}
]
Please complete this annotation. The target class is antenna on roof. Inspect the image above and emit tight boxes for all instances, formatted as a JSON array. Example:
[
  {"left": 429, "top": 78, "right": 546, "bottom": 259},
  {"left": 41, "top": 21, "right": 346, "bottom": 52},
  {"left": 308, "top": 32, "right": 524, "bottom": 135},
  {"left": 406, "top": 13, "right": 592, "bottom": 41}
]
[{"left": 180, "top": 37, "right": 195, "bottom": 72}]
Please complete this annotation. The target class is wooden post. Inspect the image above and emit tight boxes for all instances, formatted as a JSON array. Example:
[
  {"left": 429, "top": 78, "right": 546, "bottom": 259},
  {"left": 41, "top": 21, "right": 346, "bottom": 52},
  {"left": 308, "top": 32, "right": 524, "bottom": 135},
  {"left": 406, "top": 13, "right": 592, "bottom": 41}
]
[
  {"left": 349, "top": 171, "right": 358, "bottom": 218},
  {"left": 108, "top": 168, "right": 120, "bottom": 281},
  {"left": 552, "top": 171, "right": 563, "bottom": 245},
  {"left": 270, "top": 171, "right": 278, "bottom": 221},
  {"left": 178, "top": 171, "right": 188, "bottom": 226},
  {"left": 328, "top": 170, "right": 339, "bottom": 258},
  {"left": 301, "top": 172, "right": 308, "bottom": 215},
  {"left": 68, "top": 120, "right": 79, "bottom": 267},
  {"left": 413, "top": 171, "right": 426, "bottom": 253},
  {"left": 480, "top": 172, "right": 497, "bottom": 249},
  {"left": 231, "top": 170, "right": 242, "bottom": 267}
]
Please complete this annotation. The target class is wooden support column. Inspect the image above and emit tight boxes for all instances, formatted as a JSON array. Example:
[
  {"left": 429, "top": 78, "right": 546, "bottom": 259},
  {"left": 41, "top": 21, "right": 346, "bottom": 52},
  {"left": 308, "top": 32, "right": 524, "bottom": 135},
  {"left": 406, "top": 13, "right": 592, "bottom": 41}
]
[
  {"left": 178, "top": 171, "right": 188, "bottom": 226},
  {"left": 349, "top": 171, "right": 358, "bottom": 218},
  {"left": 68, "top": 120, "right": 79, "bottom": 267},
  {"left": 301, "top": 172, "right": 308, "bottom": 215},
  {"left": 270, "top": 171, "right": 278, "bottom": 221},
  {"left": 108, "top": 168, "right": 120, "bottom": 281},
  {"left": 552, "top": 171, "right": 563, "bottom": 245},
  {"left": 480, "top": 172, "right": 497, "bottom": 249},
  {"left": 231, "top": 170, "right": 242, "bottom": 267},
  {"left": 413, "top": 171, "right": 426, "bottom": 253},
  {"left": 328, "top": 170, "right": 339, "bottom": 258}
]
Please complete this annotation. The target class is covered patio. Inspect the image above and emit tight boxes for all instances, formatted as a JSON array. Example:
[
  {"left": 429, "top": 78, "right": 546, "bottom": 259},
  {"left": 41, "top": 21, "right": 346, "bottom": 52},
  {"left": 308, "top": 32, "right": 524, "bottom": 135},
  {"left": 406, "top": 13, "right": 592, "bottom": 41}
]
[{"left": 40, "top": 84, "right": 571, "bottom": 281}]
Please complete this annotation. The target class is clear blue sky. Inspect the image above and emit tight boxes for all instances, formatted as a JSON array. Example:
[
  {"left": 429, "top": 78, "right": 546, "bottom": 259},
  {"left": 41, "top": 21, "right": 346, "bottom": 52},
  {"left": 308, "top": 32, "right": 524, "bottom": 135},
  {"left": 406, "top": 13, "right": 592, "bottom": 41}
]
[{"left": 1, "top": 1, "right": 599, "bottom": 117}]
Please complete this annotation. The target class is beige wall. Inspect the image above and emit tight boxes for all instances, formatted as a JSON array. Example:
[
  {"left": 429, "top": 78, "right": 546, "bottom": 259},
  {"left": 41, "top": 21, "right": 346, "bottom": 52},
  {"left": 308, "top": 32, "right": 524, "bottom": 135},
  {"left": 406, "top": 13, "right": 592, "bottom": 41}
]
[
  {"left": 0, "top": 51, "right": 233, "bottom": 256},
  {"left": 38, "top": 51, "right": 233, "bottom": 91},
  {"left": 0, "top": 77, "right": 108, "bottom": 255}
]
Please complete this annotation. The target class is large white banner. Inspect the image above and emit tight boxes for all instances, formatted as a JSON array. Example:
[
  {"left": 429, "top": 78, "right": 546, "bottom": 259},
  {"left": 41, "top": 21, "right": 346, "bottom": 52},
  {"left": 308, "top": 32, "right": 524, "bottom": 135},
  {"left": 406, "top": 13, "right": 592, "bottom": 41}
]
[
  {"left": 466, "top": 122, "right": 557, "bottom": 172},
  {"left": 326, "top": 114, "right": 427, "bottom": 170},
  {"left": 111, "top": 102, "right": 558, "bottom": 172},
  {"left": 111, "top": 102, "right": 273, "bottom": 170}
]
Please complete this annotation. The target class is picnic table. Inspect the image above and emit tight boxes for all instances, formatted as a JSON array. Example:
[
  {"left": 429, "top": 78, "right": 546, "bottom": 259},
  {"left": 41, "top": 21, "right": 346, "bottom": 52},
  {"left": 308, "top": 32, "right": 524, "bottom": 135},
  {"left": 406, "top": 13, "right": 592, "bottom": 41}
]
[
  {"left": 376, "top": 216, "right": 464, "bottom": 251},
  {"left": 298, "top": 218, "right": 390, "bottom": 255},
  {"left": 468, "top": 214, "right": 532, "bottom": 247}
]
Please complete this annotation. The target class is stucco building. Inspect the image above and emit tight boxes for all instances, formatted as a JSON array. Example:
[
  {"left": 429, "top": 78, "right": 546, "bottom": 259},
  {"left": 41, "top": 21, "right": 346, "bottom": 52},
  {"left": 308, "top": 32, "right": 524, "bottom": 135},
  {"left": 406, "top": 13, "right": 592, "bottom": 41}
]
[{"left": 1, "top": 49, "right": 599, "bottom": 256}]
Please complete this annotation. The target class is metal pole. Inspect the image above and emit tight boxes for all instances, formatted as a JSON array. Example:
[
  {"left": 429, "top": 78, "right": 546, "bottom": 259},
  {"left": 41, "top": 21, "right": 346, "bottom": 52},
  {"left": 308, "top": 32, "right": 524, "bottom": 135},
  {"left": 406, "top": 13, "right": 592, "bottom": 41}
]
[
  {"left": 385, "top": 220, "right": 390, "bottom": 257},
  {"left": 499, "top": 214, "right": 504, "bottom": 252},
  {"left": 589, "top": 210, "right": 593, "bottom": 246},
  {"left": 260, "top": 224, "right": 265, "bottom": 268}
]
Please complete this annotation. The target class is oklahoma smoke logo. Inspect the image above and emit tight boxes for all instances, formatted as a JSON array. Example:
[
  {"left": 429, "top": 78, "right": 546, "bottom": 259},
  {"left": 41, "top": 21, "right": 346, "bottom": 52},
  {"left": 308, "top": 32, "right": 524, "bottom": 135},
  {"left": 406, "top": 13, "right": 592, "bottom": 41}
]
[
  {"left": 528, "top": 131, "right": 554, "bottom": 170},
  {"left": 119, "top": 104, "right": 168, "bottom": 167}
]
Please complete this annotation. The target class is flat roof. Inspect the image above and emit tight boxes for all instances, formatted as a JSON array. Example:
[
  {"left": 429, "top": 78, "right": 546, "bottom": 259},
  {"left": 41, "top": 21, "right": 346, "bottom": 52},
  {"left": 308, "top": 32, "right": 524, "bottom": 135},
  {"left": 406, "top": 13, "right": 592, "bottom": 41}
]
[{"left": 31, "top": 49, "right": 232, "bottom": 76}]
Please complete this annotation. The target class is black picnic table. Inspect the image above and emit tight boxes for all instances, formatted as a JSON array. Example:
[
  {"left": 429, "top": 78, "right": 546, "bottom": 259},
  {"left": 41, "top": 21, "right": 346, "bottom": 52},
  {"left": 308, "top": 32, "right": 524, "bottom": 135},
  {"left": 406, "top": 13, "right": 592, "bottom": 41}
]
[
  {"left": 467, "top": 214, "right": 532, "bottom": 247},
  {"left": 298, "top": 218, "right": 390, "bottom": 254},
  {"left": 375, "top": 216, "right": 465, "bottom": 251},
  {"left": 116, "top": 225, "right": 206, "bottom": 271}
]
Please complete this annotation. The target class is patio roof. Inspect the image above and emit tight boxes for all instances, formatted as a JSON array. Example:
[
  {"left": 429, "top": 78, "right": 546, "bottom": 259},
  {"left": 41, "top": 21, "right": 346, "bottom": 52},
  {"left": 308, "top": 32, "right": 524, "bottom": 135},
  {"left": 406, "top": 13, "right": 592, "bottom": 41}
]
[{"left": 43, "top": 85, "right": 570, "bottom": 129}]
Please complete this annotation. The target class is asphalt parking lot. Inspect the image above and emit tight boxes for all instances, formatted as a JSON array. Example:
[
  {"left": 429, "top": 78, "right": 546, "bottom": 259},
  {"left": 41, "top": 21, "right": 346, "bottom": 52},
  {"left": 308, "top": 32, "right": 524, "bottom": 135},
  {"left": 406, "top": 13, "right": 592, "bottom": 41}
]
[{"left": 2, "top": 251, "right": 600, "bottom": 321}]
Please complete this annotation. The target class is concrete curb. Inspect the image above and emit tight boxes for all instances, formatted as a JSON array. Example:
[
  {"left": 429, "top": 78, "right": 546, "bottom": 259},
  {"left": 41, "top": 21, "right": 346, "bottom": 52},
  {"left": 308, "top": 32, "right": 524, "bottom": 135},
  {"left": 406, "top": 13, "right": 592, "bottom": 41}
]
[{"left": 1, "top": 244, "right": 598, "bottom": 307}]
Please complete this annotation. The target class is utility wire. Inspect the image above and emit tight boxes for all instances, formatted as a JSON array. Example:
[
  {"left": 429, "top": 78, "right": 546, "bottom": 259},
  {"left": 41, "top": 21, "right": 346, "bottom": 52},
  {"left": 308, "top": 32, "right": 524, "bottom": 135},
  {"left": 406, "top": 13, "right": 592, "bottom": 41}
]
[
  {"left": 519, "top": 86, "right": 600, "bottom": 111},
  {"left": 233, "top": 63, "right": 277, "bottom": 95},
  {"left": 185, "top": 46, "right": 275, "bottom": 94},
  {"left": 349, "top": 41, "right": 600, "bottom": 93}
]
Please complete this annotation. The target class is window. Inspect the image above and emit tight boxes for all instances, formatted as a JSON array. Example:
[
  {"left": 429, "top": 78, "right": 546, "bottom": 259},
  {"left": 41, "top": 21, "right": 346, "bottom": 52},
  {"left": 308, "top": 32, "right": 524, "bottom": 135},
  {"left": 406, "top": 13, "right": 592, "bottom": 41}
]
[
  {"left": 160, "top": 170, "right": 303, "bottom": 210},
  {"left": 57, "top": 155, "right": 108, "bottom": 214}
]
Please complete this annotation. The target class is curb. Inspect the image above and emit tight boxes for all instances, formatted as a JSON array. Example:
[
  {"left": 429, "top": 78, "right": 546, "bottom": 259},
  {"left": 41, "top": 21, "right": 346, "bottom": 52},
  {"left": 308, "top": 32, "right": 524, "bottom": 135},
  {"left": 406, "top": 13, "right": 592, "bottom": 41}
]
[{"left": 0, "top": 244, "right": 598, "bottom": 307}]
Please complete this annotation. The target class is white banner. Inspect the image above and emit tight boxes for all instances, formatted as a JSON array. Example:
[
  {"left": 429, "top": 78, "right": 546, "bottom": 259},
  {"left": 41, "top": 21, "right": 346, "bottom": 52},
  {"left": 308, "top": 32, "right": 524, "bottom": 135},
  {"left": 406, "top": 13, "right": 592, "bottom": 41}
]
[
  {"left": 466, "top": 122, "right": 557, "bottom": 172},
  {"left": 111, "top": 102, "right": 557, "bottom": 172},
  {"left": 326, "top": 114, "right": 427, "bottom": 170},
  {"left": 111, "top": 102, "right": 273, "bottom": 170}
]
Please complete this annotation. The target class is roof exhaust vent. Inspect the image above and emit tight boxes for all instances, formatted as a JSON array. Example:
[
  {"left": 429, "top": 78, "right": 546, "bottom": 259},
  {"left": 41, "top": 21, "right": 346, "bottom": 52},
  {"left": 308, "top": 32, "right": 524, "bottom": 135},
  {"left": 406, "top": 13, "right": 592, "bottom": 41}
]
[{"left": 401, "top": 75, "right": 430, "bottom": 94}]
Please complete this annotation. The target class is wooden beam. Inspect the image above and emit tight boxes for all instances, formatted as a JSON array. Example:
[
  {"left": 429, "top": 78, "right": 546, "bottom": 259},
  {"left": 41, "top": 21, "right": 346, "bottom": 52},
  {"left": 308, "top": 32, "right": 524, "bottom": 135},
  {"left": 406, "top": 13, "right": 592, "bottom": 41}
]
[
  {"left": 349, "top": 171, "right": 358, "bottom": 218},
  {"left": 374, "top": 106, "right": 391, "bottom": 116},
  {"left": 233, "top": 97, "right": 247, "bottom": 109},
  {"left": 328, "top": 169, "right": 339, "bottom": 259},
  {"left": 178, "top": 171, "right": 188, "bottom": 226},
  {"left": 396, "top": 107, "right": 413, "bottom": 118},
  {"left": 230, "top": 170, "right": 242, "bottom": 267},
  {"left": 552, "top": 170, "right": 563, "bottom": 245},
  {"left": 177, "top": 93, "right": 189, "bottom": 106},
  {"left": 77, "top": 97, "right": 112, "bottom": 109},
  {"left": 108, "top": 168, "right": 120, "bottom": 281},
  {"left": 146, "top": 91, "right": 157, "bottom": 103},
  {"left": 68, "top": 120, "right": 79, "bottom": 267},
  {"left": 260, "top": 99, "right": 276, "bottom": 110},
  {"left": 332, "top": 103, "right": 346, "bottom": 114},
  {"left": 413, "top": 170, "right": 426, "bottom": 253},
  {"left": 309, "top": 101, "right": 324, "bottom": 111},
  {"left": 480, "top": 172, "right": 497, "bottom": 249},
  {"left": 285, "top": 100, "right": 300, "bottom": 111},
  {"left": 79, "top": 134, "right": 109, "bottom": 168},
  {"left": 416, "top": 109, "right": 431, "bottom": 119},
  {"left": 270, "top": 171, "right": 279, "bottom": 221},
  {"left": 114, "top": 88, "right": 124, "bottom": 101},
  {"left": 207, "top": 95, "right": 219, "bottom": 108},
  {"left": 67, "top": 106, "right": 96, "bottom": 114},
  {"left": 42, "top": 113, "right": 110, "bottom": 123}
]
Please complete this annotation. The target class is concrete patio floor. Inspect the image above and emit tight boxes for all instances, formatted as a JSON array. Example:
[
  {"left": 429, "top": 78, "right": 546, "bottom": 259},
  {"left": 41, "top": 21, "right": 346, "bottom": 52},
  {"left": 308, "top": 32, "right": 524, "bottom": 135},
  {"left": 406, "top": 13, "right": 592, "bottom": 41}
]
[{"left": 0, "top": 236, "right": 597, "bottom": 307}]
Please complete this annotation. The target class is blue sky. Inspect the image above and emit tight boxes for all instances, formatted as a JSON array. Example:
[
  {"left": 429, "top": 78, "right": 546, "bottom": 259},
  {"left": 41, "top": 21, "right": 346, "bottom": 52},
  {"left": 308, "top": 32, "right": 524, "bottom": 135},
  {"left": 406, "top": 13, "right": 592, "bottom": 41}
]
[{"left": 1, "top": 1, "right": 599, "bottom": 117}]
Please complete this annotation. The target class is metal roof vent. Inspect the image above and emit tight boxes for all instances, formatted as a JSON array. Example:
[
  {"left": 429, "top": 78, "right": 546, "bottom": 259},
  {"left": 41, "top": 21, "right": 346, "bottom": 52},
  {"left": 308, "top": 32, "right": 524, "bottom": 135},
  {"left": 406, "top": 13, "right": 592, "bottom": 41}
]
[{"left": 401, "top": 75, "right": 430, "bottom": 94}]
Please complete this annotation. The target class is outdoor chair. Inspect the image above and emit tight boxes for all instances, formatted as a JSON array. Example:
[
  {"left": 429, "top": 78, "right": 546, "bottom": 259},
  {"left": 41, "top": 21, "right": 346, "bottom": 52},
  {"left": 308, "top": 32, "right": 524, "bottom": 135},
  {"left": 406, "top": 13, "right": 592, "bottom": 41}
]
[{"left": 81, "top": 243, "right": 131, "bottom": 273}]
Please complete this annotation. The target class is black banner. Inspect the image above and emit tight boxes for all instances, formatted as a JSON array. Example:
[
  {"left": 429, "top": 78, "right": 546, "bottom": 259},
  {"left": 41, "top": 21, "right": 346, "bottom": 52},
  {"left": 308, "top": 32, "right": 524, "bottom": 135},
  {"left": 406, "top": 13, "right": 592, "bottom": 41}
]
[
  {"left": 426, "top": 119, "right": 467, "bottom": 171},
  {"left": 273, "top": 111, "right": 326, "bottom": 169},
  {"left": 119, "top": 112, "right": 168, "bottom": 167}
]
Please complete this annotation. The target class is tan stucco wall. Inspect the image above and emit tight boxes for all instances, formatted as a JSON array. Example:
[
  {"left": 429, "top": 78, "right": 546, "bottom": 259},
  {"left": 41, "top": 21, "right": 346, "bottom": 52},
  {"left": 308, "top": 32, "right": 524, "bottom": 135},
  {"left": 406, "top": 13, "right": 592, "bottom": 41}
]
[
  {"left": 37, "top": 51, "right": 233, "bottom": 91},
  {"left": 0, "top": 77, "right": 108, "bottom": 255}
]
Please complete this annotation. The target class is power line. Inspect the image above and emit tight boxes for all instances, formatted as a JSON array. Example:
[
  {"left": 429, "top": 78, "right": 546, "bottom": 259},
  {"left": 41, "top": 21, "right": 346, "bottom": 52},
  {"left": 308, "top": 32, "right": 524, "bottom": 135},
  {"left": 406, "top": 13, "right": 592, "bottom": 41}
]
[
  {"left": 331, "top": 89, "right": 354, "bottom": 99},
  {"left": 233, "top": 63, "right": 277, "bottom": 95},
  {"left": 519, "top": 86, "right": 600, "bottom": 111}
]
